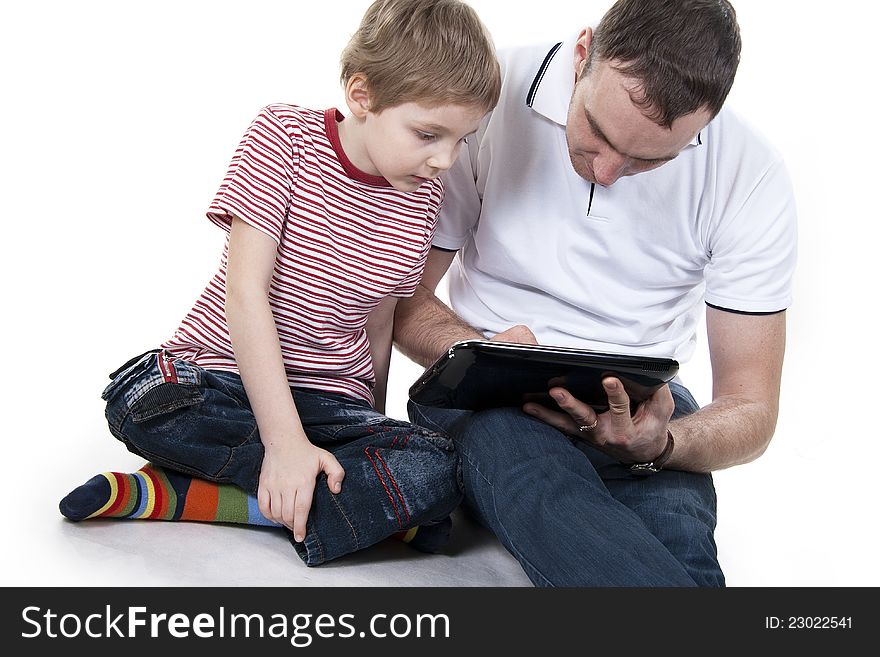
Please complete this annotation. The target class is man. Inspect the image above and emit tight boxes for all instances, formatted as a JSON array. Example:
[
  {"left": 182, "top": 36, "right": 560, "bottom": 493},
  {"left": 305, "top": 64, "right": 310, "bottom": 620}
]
[{"left": 394, "top": 0, "right": 797, "bottom": 586}]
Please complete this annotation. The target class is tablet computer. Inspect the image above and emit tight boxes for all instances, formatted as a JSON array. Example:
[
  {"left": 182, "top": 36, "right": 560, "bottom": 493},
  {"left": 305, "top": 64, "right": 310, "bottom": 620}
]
[{"left": 408, "top": 340, "right": 679, "bottom": 413}]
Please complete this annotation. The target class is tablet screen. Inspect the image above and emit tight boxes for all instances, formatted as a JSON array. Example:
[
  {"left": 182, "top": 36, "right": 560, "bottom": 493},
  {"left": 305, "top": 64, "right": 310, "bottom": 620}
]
[{"left": 408, "top": 340, "right": 679, "bottom": 412}]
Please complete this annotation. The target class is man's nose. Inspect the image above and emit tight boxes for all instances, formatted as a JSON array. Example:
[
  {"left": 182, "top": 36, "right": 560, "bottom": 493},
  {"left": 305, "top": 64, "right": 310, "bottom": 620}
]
[{"left": 592, "top": 152, "right": 627, "bottom": 186}]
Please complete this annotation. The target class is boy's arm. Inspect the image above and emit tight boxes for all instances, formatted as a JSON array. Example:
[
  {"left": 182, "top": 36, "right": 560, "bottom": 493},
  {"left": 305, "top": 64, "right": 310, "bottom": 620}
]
[
  {"left": 364, "top": 296, "right": 399, "bottom": 414},
  {"left": 225, "top": 217, "right": 345, "bottom": 541}
]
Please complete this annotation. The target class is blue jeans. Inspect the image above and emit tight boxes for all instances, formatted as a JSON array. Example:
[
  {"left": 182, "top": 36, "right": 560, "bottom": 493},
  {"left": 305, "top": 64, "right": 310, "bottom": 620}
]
[
  {"left": 102, "top": 350, "right": 462, "bottom": 566},
  {"left": 408, "top": 382, "right": 724, "bottom": 587}
]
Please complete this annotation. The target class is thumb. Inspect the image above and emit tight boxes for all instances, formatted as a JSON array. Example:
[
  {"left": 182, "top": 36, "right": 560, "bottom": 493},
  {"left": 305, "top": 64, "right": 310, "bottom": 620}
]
[{"left": 323, "top": 454, "right": 346, "bottom": 493}]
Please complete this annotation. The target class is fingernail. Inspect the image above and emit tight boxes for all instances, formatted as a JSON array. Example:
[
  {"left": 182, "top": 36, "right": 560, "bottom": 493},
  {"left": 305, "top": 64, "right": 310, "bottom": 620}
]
[
  {"left": 551, "top": 392, "right": 564, "bottom": 402},
  {"left": 294, "top": 534, "right": 303, "bottom": 543}
]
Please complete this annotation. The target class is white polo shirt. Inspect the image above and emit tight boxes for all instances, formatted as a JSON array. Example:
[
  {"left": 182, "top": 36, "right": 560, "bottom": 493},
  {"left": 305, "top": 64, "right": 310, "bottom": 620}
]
[{"left": 435, "top": 36, "right": 798, "bottom": 363}]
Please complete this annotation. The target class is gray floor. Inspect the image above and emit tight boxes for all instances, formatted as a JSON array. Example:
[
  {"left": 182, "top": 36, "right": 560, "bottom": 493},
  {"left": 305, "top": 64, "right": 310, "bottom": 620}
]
[{"left": 46, "top": 507, "right": 531, "bottom": 587}]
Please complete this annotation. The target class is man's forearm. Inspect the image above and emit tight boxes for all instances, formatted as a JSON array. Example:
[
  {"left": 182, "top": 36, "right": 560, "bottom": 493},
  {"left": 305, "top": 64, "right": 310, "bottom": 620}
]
[
  {"left": 667, "top": 394, "right": 779, "bottom": 472},
  {"left": 393, "top": 284, "right": 483, "bottom": 367}
]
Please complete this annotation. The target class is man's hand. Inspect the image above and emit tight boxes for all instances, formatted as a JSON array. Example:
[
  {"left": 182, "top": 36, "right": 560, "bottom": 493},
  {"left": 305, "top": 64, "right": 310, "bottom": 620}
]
[
  {"left": 257, "top": 438, "right": 346, "bottom": 542},
  {"left": 490, "top": 324, "right": 538, "bottom": 345},
  {"left": 523, "top": 377, "right": 674, "bottom": 464}
]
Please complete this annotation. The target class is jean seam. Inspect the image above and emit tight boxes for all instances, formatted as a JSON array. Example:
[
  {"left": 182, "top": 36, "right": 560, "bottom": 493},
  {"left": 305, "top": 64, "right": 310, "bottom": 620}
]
[
  {"left": 216, "top": 421, "right": 261, "bottom": 478},
  {"left": 458, "top": 447, "right": 554, "bottom": 587},
  {"left": 408, "top": 403, "right": 453, "bottom": 435},
  {"left": 327, "top": 483, "right": 359, "bottom": 550}
]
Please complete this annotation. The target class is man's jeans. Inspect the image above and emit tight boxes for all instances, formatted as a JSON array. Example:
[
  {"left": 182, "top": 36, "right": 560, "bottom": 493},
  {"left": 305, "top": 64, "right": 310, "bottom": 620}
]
[
  {"left": 408, "top": 382, "right": 724, "bottom": 587},
  {"left": 101, "top": 350, "right": 462, "bottom": 566}
]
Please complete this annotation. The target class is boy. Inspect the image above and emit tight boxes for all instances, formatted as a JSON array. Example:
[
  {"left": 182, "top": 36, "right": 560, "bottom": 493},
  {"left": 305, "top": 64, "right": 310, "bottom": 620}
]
[{"left": 59, "top": 0, "right": 501, "bottom": 566}]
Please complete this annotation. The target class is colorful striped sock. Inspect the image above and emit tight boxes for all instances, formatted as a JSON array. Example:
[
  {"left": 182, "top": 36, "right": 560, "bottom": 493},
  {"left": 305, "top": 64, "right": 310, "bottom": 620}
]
[
  {"left": 59, "top": 463, "right": 442, "bottom": 550},
  {"left": 59, "top": 464, "right": 280, "bottom": 526}
]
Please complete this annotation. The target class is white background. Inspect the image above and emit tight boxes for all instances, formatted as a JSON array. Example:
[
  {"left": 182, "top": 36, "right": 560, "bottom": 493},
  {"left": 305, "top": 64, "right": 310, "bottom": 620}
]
[{"left": 1, "top": 0, "right": 877, "bottom": 587}]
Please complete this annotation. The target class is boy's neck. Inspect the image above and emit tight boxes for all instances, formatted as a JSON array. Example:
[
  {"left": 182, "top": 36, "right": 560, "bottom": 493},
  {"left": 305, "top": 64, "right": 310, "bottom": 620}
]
[{"left": 335, "top": 113, "right": 380, "bottom": 177}]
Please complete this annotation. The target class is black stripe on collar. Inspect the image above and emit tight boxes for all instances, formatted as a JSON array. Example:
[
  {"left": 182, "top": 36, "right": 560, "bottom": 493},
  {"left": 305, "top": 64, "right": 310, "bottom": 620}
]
[{"left": 526, "top": 42, "right": 563, "bottom": 108}]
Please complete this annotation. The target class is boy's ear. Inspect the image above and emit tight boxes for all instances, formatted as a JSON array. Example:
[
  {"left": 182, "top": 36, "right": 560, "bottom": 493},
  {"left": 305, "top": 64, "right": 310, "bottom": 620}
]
[{"left": 344, "top": 74, "right": 372, "bottom": 118}]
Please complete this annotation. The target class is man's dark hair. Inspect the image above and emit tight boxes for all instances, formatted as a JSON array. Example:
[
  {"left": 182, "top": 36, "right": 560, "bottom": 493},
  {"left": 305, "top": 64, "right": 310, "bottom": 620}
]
[{"left": 588, "top": 0, "right": 741, "bottom": 127}]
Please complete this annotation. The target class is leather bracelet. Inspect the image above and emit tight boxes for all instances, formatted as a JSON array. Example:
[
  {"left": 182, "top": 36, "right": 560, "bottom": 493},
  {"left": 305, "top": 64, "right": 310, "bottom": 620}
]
[{"left": 627, "top": 429, "right": 675, "bottom": 476}]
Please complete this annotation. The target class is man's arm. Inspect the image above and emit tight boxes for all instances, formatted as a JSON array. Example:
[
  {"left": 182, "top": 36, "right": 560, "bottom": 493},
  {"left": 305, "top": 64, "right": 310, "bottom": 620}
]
[
  {"left": 392, "top": 248, "right": 484, "bottom": 367},
  {"left": 526, "top": 306, "right": 786, "bottom": 472},
  {"left": 666, "top": 307, "right": 785, "bottom": 471}
]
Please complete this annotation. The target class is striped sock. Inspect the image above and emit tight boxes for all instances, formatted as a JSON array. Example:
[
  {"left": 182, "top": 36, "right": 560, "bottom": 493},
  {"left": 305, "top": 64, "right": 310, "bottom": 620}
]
[
  {"left": 60, "top": 463, "right": 442, "bottom": 550},
  {"left": 59, "top": 464, "right": 280, "bottom": 526}
]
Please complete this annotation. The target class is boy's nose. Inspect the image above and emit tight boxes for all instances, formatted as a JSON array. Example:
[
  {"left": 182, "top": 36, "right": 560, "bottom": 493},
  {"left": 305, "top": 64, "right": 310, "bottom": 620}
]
[{"left": 427, "top": 148, "right": 457, "bottom": 172}]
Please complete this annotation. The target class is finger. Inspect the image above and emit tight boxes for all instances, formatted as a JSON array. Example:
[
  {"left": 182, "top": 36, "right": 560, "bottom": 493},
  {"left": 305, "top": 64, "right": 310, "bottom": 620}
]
[
  {"left": 653, "top": 384, "right": 675, "bottom": 420},
  {"left": 602, "top": 378, "right": 632, "bottom": 419},
  {"left": 266, "top": 491, "right": 284, "bottom": 528},
  {"left": 293, "top": 486, "right": 313, "bottom": 544},
  {"left": 492, "top": 324, "right": 538, "bottom": 345},
  {"left": 281, "top": 491, "right": 296, "bottom": 534},
  {"left": 323, "top": 455, "right": 346, "bottom": 494},
  {"left": 549, "top": 388, "right": 598, "bottom": 427},
  {"left": 257, "top": 485, "right": 272, "bottom": 521},
  {"left": 523, "top": 401, "right": 581, "bottom": 435}
]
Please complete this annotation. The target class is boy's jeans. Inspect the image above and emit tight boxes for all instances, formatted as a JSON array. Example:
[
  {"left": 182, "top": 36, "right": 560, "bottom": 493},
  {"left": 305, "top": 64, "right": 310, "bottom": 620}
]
[
  {"left": 101, "top": 350, "right": 462, "bottom": 566},
  {"left": 408, "top": 382, "right": 724, "bottom": 587}
]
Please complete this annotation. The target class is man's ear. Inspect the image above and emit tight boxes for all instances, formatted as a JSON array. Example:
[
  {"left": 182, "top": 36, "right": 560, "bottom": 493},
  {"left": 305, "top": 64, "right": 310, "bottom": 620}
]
[
  {"left": 573, "top": 27, "right": 593, "bottom": 80},
  {"left": 344, "top": 74, "right": 372, "bottom": 118}
]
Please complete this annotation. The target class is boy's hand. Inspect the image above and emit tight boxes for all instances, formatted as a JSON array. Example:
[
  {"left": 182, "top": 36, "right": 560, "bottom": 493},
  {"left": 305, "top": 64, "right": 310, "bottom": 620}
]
[{"left": 257, "top": 438, "right": 346, "bottom": 543}]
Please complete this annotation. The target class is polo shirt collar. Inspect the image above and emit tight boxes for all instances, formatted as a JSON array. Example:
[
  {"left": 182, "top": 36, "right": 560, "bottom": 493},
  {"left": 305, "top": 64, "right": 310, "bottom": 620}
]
[
  {"left": 526, "top": 34, "right": 705, "bottom": 148},
  {"left": 526, "top": 36, "right": 576, "bottom": 127}
]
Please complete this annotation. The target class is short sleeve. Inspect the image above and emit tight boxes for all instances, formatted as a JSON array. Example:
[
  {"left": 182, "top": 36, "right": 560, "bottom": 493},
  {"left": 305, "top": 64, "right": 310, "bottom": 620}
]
[
  {"left": 206, "top": 107, "right": 298, "bottom": 245},
  {"left": 704, "top": 159, "right": 798, "bottom": 313},
  {"left": 432, "top": 137, "right": 482, "bottom": 250},
  {"left": 390, "top": 186, "right": 443, "bottom": 297}
]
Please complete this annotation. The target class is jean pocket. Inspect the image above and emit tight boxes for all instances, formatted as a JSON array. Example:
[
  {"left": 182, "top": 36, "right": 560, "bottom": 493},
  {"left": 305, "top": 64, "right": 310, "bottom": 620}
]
[
  {"left": 330, "top": 415, "right": 415, "bottom": 441},
  {"left": 101, "top": 351, "right": 158, "bottom": 404},
  {"left": 128, "top": 356, "right": 204, "bottom": 423}
]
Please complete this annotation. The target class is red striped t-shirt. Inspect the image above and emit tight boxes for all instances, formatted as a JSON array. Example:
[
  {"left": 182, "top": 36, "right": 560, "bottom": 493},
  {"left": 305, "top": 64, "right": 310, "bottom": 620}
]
[{"left": 161, "top": 105, "right": 443, "bottom": 404}]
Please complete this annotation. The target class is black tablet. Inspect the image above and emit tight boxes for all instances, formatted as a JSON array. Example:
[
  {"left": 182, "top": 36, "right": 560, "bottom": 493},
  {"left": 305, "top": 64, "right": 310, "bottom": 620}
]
[{"left": 408, "top": 340, "right": 679, "bottom": 413}]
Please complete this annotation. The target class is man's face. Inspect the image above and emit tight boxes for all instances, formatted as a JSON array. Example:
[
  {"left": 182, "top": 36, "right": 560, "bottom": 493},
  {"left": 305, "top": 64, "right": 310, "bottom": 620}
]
[{"left": 565, "top": 56, "right": 711, "bottom": 187}]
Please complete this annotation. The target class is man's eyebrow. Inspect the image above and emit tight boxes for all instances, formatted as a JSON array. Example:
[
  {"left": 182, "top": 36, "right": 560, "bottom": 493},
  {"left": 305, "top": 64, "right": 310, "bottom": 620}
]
[{"left": 584, "top": 108, "right": 677, "bottom": 163}]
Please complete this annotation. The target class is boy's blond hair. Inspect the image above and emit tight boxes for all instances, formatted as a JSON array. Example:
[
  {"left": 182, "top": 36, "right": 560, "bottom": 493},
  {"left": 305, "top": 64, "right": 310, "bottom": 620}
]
[{"left": 340, "top": 0, "right": 501, "bottom": 113}]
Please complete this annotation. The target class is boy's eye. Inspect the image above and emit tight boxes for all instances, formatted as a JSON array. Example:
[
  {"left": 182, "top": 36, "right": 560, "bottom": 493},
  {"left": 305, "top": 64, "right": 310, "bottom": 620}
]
[{"left": 416, "top": 131, "right": 436, "bottom": 141}]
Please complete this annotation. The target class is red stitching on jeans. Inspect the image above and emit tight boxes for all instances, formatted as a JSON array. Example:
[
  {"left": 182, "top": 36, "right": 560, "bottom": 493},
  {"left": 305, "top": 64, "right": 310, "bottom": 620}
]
[
  {"left": 364, "top": 446, "right": 402, "bottom": 529},
  {"left": 375, "top": 449, "right": 410, "bottom": 524}
]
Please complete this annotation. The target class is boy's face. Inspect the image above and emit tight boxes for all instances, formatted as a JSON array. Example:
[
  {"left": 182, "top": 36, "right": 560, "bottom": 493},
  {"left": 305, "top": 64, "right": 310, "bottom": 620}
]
[{"left": 360, "top": 102, "right": 486, "bottom": 192}]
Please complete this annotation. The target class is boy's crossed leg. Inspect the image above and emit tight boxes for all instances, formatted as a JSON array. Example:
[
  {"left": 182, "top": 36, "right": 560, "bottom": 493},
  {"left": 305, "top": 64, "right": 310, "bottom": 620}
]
[{"left": 60, "top": 460, "right": 453, "bottom": 557}]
